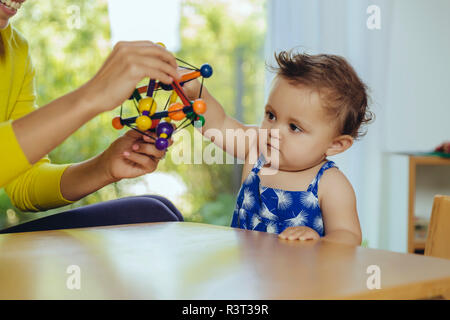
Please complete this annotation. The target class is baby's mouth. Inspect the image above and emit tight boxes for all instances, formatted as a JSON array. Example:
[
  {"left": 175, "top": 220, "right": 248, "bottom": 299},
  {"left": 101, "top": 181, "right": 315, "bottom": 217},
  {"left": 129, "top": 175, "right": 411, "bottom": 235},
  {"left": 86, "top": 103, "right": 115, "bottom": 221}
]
[{"left": 0, "top": 0, "right": 22, "bottom": 11}]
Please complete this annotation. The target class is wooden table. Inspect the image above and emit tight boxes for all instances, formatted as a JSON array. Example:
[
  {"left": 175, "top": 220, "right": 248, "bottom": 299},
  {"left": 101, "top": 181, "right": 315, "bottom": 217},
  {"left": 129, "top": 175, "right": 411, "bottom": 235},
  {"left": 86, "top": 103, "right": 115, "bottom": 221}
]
[{"left": 1, "top": 222, "right": 450, "bottom": 299}]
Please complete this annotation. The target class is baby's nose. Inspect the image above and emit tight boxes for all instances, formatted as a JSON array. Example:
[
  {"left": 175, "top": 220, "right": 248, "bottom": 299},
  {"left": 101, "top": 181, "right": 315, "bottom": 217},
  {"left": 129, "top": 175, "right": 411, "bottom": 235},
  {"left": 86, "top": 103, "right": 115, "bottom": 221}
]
[
  {"left": 268, "top": 129, "right": 281, "bottom": 150},
  {"left": 268, "top": 127, "right": 280, "bottom": 138}
]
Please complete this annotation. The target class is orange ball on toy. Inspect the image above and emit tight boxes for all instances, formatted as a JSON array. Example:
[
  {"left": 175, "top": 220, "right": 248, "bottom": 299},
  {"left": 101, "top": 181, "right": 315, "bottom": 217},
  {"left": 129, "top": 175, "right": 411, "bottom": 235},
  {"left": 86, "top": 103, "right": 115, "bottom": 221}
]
[
  {"left": 193, "top": 99, "right": 207, "bottom": 114},
  {"left": 112, "top": 116, "right": 123, "bottom": 130},
  {"left": 168, "top": 103, "right": 185, "bottom": 121}
]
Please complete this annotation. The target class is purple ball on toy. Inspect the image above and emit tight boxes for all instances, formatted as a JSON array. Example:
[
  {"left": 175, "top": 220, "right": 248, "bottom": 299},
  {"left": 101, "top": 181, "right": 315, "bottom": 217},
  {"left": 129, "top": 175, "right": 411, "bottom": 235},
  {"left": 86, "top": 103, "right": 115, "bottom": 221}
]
[
  {"left": 155, "top": 138, "right": 169, "bottom": 150},
  {"left": 156, "top": 122, "right": 174, "bottom": 137}
]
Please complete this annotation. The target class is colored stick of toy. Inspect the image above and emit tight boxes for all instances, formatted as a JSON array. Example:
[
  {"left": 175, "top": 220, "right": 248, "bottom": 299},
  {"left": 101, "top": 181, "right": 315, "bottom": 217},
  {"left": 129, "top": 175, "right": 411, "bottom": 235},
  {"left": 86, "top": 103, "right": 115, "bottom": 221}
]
[
  {"left": 171, "top": 80, "right": 190, "bottom": 106},
  {"left": 146, "top": 79, "right": 156, "bottom": 98}
]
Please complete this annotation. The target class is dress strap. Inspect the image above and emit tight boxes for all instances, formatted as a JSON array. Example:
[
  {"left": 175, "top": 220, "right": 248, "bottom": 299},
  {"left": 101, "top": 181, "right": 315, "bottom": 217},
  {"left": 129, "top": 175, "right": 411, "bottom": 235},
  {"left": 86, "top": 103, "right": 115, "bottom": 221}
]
[
  {"left": 307, "top": 161, "right": 337, "bottom": 196},
  {"left": 251, "top": 154, "right": 266, "bottom": 174}
]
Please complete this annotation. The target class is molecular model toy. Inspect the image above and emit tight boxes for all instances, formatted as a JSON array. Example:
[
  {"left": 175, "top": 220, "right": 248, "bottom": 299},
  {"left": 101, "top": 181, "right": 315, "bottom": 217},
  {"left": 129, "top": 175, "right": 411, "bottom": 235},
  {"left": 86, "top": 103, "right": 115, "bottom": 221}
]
[{"left": 112, "top": 42, "right": 213, "bottom": 151}]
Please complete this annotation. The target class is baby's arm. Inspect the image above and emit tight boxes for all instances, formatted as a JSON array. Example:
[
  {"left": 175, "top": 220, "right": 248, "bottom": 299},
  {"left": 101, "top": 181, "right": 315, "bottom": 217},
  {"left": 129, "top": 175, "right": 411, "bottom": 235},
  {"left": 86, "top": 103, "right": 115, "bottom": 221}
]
[
  {"left": 182, "top": 79, "right": 258, "bottom": 160},
  {"left": 319, "top": 168, "right": 362, "bottom": 246}
]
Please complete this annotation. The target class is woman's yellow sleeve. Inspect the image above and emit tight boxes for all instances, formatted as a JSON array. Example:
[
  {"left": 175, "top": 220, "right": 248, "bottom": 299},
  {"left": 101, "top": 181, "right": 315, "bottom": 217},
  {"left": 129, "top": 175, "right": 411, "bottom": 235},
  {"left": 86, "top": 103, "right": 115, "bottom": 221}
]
[
  {"left": 0, "top": 118, "right": 74, "bottom": 211},
  {"left": 4, "top": 158, "right": 74, "bottom": 212},
  {"left": 1, "top": 30, "right": 75, "bottom": 212}
]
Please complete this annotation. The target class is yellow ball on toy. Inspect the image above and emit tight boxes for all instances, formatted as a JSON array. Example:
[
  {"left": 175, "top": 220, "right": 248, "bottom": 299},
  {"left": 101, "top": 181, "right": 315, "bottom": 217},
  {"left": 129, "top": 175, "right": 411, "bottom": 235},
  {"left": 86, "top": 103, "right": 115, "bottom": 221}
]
[
  {"left": 136, "top": 116, "right": 152, "bottom": 131},
  {"left": 138, "top": 97, "right": 157, "bottom": 115}
]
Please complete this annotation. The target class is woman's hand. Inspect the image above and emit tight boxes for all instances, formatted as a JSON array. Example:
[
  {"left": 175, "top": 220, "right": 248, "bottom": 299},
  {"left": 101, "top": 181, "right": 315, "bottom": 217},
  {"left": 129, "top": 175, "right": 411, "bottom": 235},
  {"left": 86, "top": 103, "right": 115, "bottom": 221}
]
[
  {"left": 60, "top": 129, "right": 172, "bottom": 201},
  {"left": 81, "top": 41, "right": 180, "bottom": 115},
  {"left": 278, "top": 226, "right": 320, "bottom": 241},
  {"left": 99, "top": 129, "right": 171, "bottom": 182}
]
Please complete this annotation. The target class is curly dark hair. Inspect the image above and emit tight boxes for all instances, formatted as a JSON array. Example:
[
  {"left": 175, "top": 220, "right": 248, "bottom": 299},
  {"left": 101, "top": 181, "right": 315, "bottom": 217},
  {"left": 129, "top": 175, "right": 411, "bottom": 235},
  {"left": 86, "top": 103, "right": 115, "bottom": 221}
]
[{"left": 271, "top": 50, "right": 374, "bottom": 139}]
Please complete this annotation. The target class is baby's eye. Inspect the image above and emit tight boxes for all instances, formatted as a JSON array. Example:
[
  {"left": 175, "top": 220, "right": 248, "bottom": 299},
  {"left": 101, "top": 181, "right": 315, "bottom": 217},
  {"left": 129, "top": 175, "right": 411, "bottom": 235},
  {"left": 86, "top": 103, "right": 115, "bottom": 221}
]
[
  {"left": 290, "top": 123, "right": 302, "bottom": 133},
  {"left": 266, "top": 111, "right": 276, "bottom": 121}
]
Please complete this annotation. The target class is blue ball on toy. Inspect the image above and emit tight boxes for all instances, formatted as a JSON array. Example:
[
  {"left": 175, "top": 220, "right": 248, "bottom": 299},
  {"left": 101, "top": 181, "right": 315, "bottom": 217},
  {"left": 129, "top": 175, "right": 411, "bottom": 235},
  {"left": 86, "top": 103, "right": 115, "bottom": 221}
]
[{"left": 200, "top": 63, "right": 213, "bottom": 78}]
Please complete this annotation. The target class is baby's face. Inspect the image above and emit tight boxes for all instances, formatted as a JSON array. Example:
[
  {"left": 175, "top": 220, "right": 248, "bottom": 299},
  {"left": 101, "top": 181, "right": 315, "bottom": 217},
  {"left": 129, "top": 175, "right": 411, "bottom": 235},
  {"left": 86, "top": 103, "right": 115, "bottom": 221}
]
[{"left": 260, "top": 76, "right": 338, "bottom": 171}]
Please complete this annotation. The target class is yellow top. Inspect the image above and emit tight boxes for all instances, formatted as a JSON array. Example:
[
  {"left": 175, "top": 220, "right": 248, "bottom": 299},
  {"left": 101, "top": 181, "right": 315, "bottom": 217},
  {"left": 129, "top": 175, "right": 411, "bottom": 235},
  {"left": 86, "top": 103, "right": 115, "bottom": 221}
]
[{"left": 0, "top": 24, "right": 73, "bottom": 212}]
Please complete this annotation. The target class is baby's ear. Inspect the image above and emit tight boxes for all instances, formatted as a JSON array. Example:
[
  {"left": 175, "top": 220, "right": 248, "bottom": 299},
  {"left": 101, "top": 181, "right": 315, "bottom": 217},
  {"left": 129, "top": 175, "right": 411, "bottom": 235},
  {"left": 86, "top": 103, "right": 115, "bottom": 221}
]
[{"left": 326, "top": 135, "right": 353, "bottom": 157}]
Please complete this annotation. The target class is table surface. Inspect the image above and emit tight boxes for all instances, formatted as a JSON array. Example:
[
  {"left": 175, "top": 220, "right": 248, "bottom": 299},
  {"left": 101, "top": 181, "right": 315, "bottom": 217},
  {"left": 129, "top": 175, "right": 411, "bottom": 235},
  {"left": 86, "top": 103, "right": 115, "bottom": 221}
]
[{"left": 1, "top": 222, "right": 450, "bottom": 299}]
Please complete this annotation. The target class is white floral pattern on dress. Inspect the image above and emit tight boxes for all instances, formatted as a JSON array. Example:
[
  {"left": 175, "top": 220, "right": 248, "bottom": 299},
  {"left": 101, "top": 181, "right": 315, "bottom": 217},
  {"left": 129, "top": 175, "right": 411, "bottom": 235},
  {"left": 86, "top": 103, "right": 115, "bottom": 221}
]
[
  {"left": 274, "top": 189, "right": 293, "bottom": 210},
  {"left": 285, "top": 210, "right": 308, "bottom": 227},
  {"left": 266, "top": 222, "right": 278, "bottom": 234},
  {"left": 259, "top": 202, "right": 278, "bottom": 221},
  {"left": 313, "top": 216, "right": 324, "bottom": 234},
  {"left": 300, "top": 192, "right": 319, "bottom": 209},
  {"left": 242, "top": 188, "right": 255, "bottom": 210}
]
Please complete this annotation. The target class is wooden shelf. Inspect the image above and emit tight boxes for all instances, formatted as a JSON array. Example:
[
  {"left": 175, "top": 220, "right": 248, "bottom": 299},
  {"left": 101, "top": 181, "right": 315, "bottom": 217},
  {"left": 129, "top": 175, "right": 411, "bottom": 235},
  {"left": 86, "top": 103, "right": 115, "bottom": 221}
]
[
  {"left": 389, "top": 152, "right": 450, "bottom": 165},
  {"left": 414, "top": 237, "right": 427, "bottom": 251},
  {"left": 412, "top": 156, "right": 450, "bottom": 166},
  {"left": 408, "top": 155, "right": 450, "bottom": 253}
]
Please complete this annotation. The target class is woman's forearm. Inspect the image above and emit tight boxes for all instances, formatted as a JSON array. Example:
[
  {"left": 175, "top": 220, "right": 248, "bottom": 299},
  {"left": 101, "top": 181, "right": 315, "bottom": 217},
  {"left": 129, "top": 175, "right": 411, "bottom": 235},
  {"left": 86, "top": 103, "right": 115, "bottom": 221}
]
[
  {"left": 12, "top": 85, "right": 99, "bottom": 165},
  {"left": 60, "top": 153, "right": 116, "bottom": 201}
]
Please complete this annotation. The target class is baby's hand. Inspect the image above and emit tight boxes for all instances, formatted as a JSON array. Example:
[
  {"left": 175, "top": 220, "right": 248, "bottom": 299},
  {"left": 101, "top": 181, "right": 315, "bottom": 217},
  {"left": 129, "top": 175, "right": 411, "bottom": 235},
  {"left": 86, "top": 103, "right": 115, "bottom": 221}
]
[
  {"left": 178, "top": 68, "right": 202, "bottom": 100},
  {"left": 278, "top": 226, "right": 320, "bottom": 241}
]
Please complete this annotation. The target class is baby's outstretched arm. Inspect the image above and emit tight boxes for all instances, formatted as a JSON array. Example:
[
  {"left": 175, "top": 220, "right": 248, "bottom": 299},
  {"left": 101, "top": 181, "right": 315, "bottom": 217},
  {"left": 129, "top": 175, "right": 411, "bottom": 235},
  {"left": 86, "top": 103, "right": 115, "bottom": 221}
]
[
  {"left": 182, "top": 78, "right": 258, "bottom": 160},
  {"left": 319, "top": 168, "right": 362, "bottom": 246}
]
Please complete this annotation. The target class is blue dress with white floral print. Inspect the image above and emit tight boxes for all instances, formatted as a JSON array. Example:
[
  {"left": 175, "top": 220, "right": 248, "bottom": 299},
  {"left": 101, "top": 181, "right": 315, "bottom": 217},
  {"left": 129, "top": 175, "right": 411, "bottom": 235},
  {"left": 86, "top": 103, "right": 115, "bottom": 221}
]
[{"left": 230, "top": 154, "right": 337, "bottom": 236}]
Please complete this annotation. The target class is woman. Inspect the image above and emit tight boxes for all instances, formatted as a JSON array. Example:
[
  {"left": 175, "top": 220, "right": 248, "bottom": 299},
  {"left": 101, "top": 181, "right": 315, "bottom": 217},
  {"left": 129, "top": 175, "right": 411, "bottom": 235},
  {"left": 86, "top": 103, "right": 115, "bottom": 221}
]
[{"left": 0, "top": 0, "right": 184, "bottom": 233}]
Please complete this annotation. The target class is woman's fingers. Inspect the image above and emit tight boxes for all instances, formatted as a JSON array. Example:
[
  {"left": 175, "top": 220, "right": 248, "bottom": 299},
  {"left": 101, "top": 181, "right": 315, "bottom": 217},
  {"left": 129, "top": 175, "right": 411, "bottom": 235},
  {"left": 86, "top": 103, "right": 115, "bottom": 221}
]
[
  {"left": 123, "top": 150, "right": 159, "bottom": 172},
  {"left": 142, "top": 134, "right": 155, "bottom": 143},
  {"left": 131, "top": 142, "right": 166, "bottom": 160},
  {"left": 86, "top": 40, "right": 180, "bottom": 114},
  {"left": 118, "top": 41, "right": 178, "bottom": 68},
  {"left": 142, "top": 133, "right": 174, "bottom": 148},
  {"left": 116, "top": 42, "right": 179, "bottom": 80},
  {"left": 114, "top": 41, "right": 169, "bottom": 60},
  {"left": 135, "top": 55, "right": 180, "bottom": 83}
]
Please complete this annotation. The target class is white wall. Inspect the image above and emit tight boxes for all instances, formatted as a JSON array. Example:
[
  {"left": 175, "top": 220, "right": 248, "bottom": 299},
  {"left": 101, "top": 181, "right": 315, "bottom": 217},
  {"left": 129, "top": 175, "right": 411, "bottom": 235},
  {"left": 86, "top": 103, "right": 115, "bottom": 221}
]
[
  {"left": 385, "top": 0, "right": 450, "bottom": 152},
  {"left": 381, "top": 0, "right": 450, "bottom": 252}
]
